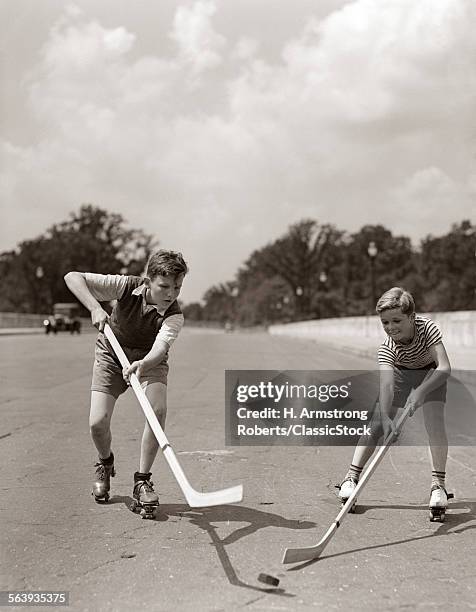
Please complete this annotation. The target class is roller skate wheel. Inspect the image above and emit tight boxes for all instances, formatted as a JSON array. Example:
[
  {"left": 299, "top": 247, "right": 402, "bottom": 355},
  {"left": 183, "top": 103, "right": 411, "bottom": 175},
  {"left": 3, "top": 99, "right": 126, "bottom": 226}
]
[
  {"left": 429, "top": 510, "right": 445, "bottom": 522},
  {"left": 130, "top": 500, "right": 138, "bottom": 513},
  {"left": 92, "top": 493, "right": 109, "bottom": 504},
  {"left": 142, "top": 506, "right": 157, "bottom": 519}
]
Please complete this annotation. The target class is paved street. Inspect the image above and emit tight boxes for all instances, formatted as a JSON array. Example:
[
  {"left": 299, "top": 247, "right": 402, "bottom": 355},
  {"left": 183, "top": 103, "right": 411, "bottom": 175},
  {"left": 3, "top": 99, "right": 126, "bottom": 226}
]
[{"left": 1, "top": 329, "right": 475, "bottom": 611}]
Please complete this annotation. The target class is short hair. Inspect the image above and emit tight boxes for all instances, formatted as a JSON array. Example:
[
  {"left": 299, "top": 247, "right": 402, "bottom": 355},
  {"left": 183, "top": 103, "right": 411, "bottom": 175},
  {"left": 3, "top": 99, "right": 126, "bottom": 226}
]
[
  {"left": 146, "top": 250, "right": 188, "bottom": 280},
  {"left": 376, "top": 287, "right": 415, "bottom": 315}
]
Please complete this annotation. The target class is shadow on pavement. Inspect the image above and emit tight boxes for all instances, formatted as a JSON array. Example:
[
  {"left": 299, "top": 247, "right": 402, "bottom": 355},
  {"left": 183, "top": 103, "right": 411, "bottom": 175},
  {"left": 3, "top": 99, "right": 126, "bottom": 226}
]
[
  {"left": 109, "top": 496, "right": 315, "bottom": 595},
  {"left": 288, "top": 498, "right": 476, "bottom": 571},
  {"left": 186, "top": 504, "right": 315, "bottom": 596}
]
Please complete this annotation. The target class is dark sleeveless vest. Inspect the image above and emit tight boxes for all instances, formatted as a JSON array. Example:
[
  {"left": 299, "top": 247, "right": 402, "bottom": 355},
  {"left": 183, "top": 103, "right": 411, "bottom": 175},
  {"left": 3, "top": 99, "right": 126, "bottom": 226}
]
[{"left": 98, "top": 276, "right": 182, "bottom": 362}]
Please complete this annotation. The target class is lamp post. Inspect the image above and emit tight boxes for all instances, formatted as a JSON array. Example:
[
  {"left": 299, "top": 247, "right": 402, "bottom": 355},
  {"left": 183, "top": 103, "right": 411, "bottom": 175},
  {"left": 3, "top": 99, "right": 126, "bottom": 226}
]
[
  {"left": 295, "top": 286, "right": 303, "bottom": 320},
  {"left": 35, "top": 266, "right": 45, "bottom": 313},
  {"left": 318, "top": 271, "right": 327, "bottom": 318},
  {"left": 230, "top": 286, "right": 239, "bottom": 326},
  {"left": 367, "top": 241, "right": 378, "bottom": 312}
]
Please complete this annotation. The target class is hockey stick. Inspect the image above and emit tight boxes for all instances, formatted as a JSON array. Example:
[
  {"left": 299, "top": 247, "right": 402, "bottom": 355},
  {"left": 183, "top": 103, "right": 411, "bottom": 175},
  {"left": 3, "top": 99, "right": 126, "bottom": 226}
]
[
  {"left": 104, "top": 324, "right": 243, "bottom": 508},
  {"left": 282, "top": 400, "right": 413, "bottom": 564}
]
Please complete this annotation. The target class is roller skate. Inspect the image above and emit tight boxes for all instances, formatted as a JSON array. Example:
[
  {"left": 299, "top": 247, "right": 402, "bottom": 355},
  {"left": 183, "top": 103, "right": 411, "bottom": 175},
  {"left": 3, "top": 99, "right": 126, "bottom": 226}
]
[
  {"left": 92, "top": 452, "right": 115, "bottom": 503},
  {"left": 429, "top": 485, "right": 454, "bottom": 522},
  {"left": 336, "top": 477, "right": 358, "bottom": 513},
  {"left": 131, "top": 472, "right": 159, "bottom": 519}
]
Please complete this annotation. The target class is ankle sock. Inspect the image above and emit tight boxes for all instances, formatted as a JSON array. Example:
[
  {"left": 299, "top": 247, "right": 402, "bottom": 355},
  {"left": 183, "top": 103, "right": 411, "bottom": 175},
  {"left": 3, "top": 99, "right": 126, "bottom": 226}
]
[
  {"left": 99, "top": 452, "right": 114, "bottom": 465},
  {"left": 346, "top": 464, "right": 363, "bottom": 482},
  {"left": 431, "top": 470, "right": 446, "bottom": 489},
  {"left": 134, "top": 471, "right": 152, "bottom": 482}
]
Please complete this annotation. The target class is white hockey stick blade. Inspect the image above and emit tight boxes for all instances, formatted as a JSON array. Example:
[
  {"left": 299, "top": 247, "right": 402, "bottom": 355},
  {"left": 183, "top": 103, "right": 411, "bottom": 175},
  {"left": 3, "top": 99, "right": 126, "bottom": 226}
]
[
  {"left": 282, "top": 402, "right": 413, "bottom": 564},
  {"left": 104, "top": 324, "right": 243, "bottom": 508}
]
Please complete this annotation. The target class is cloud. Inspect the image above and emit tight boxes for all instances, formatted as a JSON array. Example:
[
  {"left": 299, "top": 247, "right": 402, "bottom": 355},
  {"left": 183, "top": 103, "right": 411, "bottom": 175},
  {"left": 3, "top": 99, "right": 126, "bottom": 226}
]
[
  {"left": 388, "top": 167, "right": 474, "bottom": 238},
  {"left": 1, "top": 0, "right": 475, "bottom": 300},
  {"left": 170, "top": 0, "right": 226, "bottom": 74}
]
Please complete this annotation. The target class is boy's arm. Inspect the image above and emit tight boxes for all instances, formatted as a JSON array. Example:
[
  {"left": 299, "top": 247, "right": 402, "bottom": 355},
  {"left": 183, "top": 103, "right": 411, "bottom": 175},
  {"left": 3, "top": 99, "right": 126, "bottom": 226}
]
[
  {"left": 409, "top": 342, "right": 451, "bottom": 406},
  {"left": 379, "top": 365, "right": 395, "bottom": 414},
  {"left": 140, "top": 338, "right": 170, "bottom": 370},
  {"left": 123, "top": 314, "right": 184, "bottom": 381},
  {"left": 379, "top": 365, "right": 397, "bottom": 437},
  {"left": 64, "top": 271, "right": 110, "bottom": 330}
]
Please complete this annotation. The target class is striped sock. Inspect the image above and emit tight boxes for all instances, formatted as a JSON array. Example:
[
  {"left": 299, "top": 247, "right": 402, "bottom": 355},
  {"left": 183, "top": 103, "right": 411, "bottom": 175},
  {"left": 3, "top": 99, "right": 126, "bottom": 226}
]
[
  {"left": 346, "top": 464, "right": 363, "bottom": 482},
  {"left": 431, "top": 470, "right": 446, "bottom": 488}
]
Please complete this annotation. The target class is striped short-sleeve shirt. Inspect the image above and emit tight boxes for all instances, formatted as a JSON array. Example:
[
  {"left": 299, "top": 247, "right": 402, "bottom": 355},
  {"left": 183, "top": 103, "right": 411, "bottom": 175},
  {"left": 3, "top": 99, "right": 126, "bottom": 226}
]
[{"left": 377, "top": 316, "right": 443, "bottom": 368}]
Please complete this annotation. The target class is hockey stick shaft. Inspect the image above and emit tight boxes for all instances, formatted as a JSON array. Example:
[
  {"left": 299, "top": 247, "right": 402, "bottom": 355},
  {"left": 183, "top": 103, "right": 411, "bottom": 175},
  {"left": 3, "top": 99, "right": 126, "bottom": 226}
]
[
  {"left": 282, "top": 401, "right": 413, "bottom": 564},
  {"left": 104, "top": 324, "right": 243, "bottom": 507}
]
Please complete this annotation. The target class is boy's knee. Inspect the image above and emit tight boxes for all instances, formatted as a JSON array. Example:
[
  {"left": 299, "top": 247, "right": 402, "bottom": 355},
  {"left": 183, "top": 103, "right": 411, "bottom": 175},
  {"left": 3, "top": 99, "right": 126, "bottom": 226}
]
[
  {"left": 90, "top": 418, "right": 110, "bottom": 437},
  {"left": 152, "top": 404, "right": 167, "bottom": 421}
]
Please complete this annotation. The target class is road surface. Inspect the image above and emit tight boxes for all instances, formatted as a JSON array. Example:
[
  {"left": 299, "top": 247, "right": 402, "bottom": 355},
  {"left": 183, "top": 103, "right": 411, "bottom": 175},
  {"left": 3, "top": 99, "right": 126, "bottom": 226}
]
[{"left": 1, "top": 330, "right": 475, "bottom": 611}]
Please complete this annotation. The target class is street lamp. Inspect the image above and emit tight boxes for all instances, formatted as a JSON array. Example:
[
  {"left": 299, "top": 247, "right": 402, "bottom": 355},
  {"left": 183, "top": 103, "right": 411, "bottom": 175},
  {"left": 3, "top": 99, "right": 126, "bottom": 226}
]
[
  {"left": 367, "top": 241, "right": 378, "bottom": 312},
  {"left": 229, "top": 286, "right": 239, "bottom": 326},
  {"left": 35, "top": 266, "right": 45, "bottom": 313},
  {"left": 294, "top": 286, "right": 304, "bottom": 320}
]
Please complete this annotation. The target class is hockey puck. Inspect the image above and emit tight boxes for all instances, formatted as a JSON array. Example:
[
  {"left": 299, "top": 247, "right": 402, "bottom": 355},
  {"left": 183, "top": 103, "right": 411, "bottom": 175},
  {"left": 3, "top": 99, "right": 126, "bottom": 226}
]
[{"left": 257, "top": 573, "right": 280, "bottom": 587}]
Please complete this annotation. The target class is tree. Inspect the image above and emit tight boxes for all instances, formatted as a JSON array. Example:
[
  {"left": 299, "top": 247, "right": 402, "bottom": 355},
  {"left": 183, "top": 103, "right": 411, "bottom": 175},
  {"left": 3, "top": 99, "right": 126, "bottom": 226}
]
[
  {"left": 182, "top": 302, "right": 204, "bottom": 322},
  {"left": 343, "top": 226, "right": 417, "bottom": 315},
  {"left": 201, "top": 283, "right": 237, "bottom": 324},
  {"left": 240, "top": 220, "right": 343, "bottom": 320},
  {"left": 0, "top": 205, "right": 157, "bottom": 313},
  {"left": 190, "top": 217, "right": 474, "bottom": 326},
  {"left": 419, "top": 220, "right": 476, "bottom": 311}
]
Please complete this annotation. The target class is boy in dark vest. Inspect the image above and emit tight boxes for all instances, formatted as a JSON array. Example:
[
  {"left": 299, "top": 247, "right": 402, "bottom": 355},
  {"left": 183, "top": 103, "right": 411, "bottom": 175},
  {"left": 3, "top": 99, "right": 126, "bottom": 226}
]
[{"left": 65, "top": 250, "right": 188, "bottom": 514}]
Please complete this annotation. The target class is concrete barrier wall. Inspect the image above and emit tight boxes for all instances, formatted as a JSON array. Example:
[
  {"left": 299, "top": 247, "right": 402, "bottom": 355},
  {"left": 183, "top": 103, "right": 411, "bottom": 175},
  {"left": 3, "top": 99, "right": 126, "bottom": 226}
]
[{"left": 269, "top": 311, "right": 476, "bottom": 348}]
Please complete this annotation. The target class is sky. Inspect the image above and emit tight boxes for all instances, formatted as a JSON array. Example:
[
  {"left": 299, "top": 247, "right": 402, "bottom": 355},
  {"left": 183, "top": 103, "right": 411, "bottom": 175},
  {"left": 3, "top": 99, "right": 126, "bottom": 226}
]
[{"left": 1, "top": 0, "right": 475, "bottom": 303}]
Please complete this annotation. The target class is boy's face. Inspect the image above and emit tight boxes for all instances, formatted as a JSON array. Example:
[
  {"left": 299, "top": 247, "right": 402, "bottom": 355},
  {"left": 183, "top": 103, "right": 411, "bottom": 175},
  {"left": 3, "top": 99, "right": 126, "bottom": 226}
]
[
  {"left": 147, "top": 274, "right": 184, "bottom": 310},
  {"left": 379, "top": 307, "right": 415, "bottom": 343}
]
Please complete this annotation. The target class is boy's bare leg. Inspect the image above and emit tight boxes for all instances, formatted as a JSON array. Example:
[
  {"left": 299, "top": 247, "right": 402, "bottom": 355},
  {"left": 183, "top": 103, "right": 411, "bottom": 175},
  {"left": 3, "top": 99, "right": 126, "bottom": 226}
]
[
  {"left": 129, "top": 382, "right": 167, "bottom": 517},
  {"left": 89, "top": 391, "right": 116, "bottom": 459},
  {"left": 348, "top": 402, "right": 392, "bottom": 469},
  {"left": 423, "top": 400, "right": 449, "bottom": 517},
  {"left": 90, "top": 391, "right": 116, "bottom": 501},
  {"left": 139, "top": 381, "right": 167, "bottom": 473},
  {"left": 422, "top": 400, "right": 448, "bottom": 474},
  {"left": 339, "top": 402, "right": 399, "bottom": 504}
]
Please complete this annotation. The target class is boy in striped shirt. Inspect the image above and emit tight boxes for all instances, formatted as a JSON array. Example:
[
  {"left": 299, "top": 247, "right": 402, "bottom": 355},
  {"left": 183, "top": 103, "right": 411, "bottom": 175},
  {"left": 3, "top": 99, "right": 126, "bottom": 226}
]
[{"left": 338, "top": 287, "right": 452, "bottom": 517}]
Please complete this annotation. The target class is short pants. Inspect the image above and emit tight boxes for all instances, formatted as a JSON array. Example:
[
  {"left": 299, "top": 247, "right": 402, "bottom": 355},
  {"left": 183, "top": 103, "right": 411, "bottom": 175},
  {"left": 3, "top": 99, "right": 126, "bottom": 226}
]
[
  {"left": 392, "top": 362, "right": 447, "bottom": 407},
  {"left": 91, "top": 335, "right": 169, "bottom": 399}
]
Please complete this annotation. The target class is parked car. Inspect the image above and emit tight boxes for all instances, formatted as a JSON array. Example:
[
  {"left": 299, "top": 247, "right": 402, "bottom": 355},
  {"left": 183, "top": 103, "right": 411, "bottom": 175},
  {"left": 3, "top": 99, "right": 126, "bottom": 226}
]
[{"left": 43, "top": 303, "right": 81, "bottom": 334}]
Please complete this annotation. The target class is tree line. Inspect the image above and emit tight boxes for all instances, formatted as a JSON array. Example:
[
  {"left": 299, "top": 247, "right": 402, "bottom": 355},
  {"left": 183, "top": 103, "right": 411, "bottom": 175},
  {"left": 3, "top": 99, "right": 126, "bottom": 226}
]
[
  {"left": 1, "top": 206, "right": 474, "bottom": 323},
  {"left": 0, "top": 205, "right": 156, "bottom": 314},
  {"left": 183, "top": 219, "right": 475, "bottom": 326}
]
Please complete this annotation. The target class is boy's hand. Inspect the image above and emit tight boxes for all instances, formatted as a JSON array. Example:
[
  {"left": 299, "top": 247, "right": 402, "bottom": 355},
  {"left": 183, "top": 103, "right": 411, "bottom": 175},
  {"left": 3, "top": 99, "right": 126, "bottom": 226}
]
[
  {"left": 91, "top": 307, "right": 109, "bottom": 331},
  {"left": 123, "top": 360, "right": 143, "bottom": 384},
  {"left": 407, "top": 389, "right": 425, "bottom": 416},
  {"left": 381, "top": 413, "right": 398, "bottom": 441}
]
